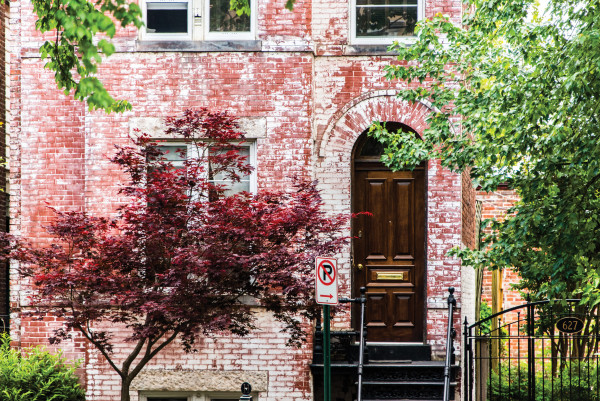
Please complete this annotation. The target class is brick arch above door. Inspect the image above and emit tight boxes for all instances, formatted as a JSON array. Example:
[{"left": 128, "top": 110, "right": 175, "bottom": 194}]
[
  {"left": 315, "top": 91, "right": 465, "bottom": 348},
  {"left": 317, "top": 92, "right": 432, "bottom": 158}
]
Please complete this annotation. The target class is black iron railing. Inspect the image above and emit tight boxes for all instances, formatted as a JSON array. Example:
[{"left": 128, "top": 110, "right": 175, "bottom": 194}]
[
  {"left": 313, "top": 288, "right": 368, "bottom": 401},
  {"left": 464, "top": 299, "right": 600, "bottom": 401},
  {"left": 443, "top": 287, "right": 457, "bottom": 401},
  {"left": 340, "top": 287, "right": 367, "bottom": 401}
]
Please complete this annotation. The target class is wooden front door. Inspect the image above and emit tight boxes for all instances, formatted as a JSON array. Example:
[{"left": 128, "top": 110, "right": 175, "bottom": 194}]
[{"left": 352, "top": 131, "right": 426, "bottom": 342}]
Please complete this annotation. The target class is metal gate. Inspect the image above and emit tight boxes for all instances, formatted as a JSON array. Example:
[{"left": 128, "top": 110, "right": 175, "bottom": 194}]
[{"left": 464, "top": 299, "right": 600, "bottom": 401}]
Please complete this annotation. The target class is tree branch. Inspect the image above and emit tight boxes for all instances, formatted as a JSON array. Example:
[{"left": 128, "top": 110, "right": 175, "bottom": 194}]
[
  {"left": 127, "top": 330, "right": 180, "bottom": 382},
  {"left": 120, "top": 336, "right": 147, "bottom": 378},
  {"left": 74, "top": 323, "right": 123, "bottom": 378}
]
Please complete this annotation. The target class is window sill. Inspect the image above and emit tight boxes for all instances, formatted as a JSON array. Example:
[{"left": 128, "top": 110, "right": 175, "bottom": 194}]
[
  {"left": 342, "top": 44, "right": 399, "bottom": 56},
  {"left": 135, "top": 40, "right": 262, "bottom": 52}
]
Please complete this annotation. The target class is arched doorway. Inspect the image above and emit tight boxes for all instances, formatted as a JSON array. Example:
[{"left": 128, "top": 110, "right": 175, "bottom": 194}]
[{"left": 351, "top": 123, "right": 426, "bottom": 342}]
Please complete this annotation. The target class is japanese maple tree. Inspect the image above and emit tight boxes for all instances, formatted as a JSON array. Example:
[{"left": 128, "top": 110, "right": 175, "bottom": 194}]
[{"left": 2, "top": 109, "right": 348, "bottom": 401}]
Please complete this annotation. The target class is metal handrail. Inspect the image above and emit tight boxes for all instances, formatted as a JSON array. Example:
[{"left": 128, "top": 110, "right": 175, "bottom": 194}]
[
  {"left": 340, "top": 286, "right": 367, "bottom": 401},
  {"left": 443, "top": 287, "right": 456, "bottom": 401}
]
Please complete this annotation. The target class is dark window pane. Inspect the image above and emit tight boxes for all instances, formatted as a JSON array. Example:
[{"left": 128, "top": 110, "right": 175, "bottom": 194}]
[
  {"left": 356, "top": 6, "right": 417, "bottom": 37},
  {"left": 356, "top": 122, "right": 417, "bottom": 158},
  {"left": 209, "top": 0, "right": 251, "bottom": 32},
  {"left": 147, "top": 398, "right": 187, "bottom": 401},
  {"left": 359, "top": 137, "right": 385, "bottom": 157},
  {"left": 147, "top": 3, "right": 188, "bottom": 34},
  {"left": 357, "top": 0, "right": 417, "bottom": 5}
]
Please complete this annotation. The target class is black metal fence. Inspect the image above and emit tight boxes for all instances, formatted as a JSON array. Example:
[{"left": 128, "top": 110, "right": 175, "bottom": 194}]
[{"left": 464, "top": 299, "right": 600, "bottom": 401}]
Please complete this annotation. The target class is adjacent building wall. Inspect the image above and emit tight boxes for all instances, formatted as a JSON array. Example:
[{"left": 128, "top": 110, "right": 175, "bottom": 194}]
[{"left": 0, "top": 0, "right": 8, "bottom": 327}]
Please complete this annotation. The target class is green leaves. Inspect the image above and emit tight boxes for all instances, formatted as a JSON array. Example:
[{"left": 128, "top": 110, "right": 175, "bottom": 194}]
[
  {"left": 230, "top": 0, "right": 251, "bottom": 16},
  {"left": 379, "top": 0, "right": 600, "bottom": 302},
  {"left": 32, "top": 0, "right": 142, "bottom": 112},
  {"left": 284, "top": 0, "right": 296, "bottom": 10},
  {"left": 0, "top": 334, "right": 85, "bottom": 401}
]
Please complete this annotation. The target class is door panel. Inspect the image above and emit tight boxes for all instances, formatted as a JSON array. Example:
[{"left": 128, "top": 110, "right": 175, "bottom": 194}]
[
  {"left": 353, "top": 167, "right": 425, "bottom": 342},
  {"left": 364, "top": 179, "right": 387, "bottom": 260},
  {"left": 392, "top": 179, "right": 414, "bottom": 259}
]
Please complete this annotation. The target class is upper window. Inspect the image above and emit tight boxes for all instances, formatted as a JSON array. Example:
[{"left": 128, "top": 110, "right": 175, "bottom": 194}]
[
  {"left": 142, "top": 0, "right": 256, "bottom": 41},
  {"left": 350, "top": 0, "right": 424, "bottom": 44}
]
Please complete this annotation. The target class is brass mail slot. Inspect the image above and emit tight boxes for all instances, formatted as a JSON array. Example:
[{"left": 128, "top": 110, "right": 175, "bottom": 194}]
[{"left": 376, "top": 272, "right": 405, "bottom": 280}]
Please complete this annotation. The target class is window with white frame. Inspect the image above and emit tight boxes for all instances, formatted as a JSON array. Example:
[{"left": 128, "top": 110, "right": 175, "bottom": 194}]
[
  {"left": 142, "top": 0, "right": 256, "bottom": 41},
  {"left": 156, "top": 141, "right": 257, "bottom": 196},
  {"left": 350, "top": 0, "right": 423, "bottom": 44}
]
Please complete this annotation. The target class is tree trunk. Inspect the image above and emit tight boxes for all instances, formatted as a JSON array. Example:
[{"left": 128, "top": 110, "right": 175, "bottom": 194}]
[{"left": 121, "top": 378, "right": 132, "bottom": 401}]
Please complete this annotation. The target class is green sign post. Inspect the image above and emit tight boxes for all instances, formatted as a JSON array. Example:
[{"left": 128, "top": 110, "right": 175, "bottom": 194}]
[
  {"left": 315, "top": 257, "right": 337, "bottom": 401},
  {"left": 315, "top": 257, "right": 338, "bottom": 401},
  {"left": 323, "top": 304, "right": 331, "bottom": 401}
]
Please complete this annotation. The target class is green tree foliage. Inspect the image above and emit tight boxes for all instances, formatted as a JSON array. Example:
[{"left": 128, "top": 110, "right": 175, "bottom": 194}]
[
  {"left": 372, "top": 0, "right": 600, "bottom": 303},
  {"left": 0, "top": 334, "right": 85, "bottom": 401},
  {"left": 34, "top": 0, "right": 143, "bottom": 112}
]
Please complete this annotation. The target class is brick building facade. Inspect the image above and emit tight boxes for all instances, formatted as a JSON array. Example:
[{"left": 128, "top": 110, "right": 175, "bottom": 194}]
[{"left": 5, "top": 0, "right": 475, "bottom": 400}]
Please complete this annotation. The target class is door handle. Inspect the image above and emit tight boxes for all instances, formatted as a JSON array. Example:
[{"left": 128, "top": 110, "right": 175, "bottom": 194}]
[{"left": 357, "top": 264, "right": 364, "bottom": 271}]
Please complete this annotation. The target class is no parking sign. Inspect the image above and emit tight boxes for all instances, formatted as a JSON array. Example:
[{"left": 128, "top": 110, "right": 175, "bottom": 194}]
[{"left": 315, "top": 257, "right": 338, "bottom": 305}]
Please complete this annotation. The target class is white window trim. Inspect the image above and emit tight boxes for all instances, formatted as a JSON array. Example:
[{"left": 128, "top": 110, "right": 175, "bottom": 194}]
[
  {"left": 204, "top": 0, "right": 257, "bottom": 41},
  {"left": 141, "top": 0, "right": 193, "bottom": 41},
  {"left": 349, "top": 0, "right": 424, "bottom": 45},
  {"left": 140, "top": 0, "right": 256, "bottom": 41},
  {"left": 157, "top": 140, "right": 258, "bottom": 195},
  {"left": 246, "top": 140, "right": 257, "bottom": 194}
]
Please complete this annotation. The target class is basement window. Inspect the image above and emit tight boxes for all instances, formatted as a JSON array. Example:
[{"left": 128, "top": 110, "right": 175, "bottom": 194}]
[
  {"left": 142, "top": 393, "right": 256, "bottom": 401},
  {"left": 148, "top": 398, "right": 188, "bottom": 401}
]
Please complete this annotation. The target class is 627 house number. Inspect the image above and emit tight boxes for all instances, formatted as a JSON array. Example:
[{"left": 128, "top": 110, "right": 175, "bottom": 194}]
[{"left": 556, "top": 316, "right": 585, "bottom": 334}]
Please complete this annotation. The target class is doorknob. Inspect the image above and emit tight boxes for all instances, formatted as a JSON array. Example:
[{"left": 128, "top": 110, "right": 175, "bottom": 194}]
[{"left": 357, "top": 264, "right": 364, "bottom": 271}]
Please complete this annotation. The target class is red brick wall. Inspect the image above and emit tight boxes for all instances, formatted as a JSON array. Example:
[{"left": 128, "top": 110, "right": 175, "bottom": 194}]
[
  {"left": 8, "top": 0, "right": 467, "bottom": 399},
  {"left": 462, "top": 169, "right": 476, "bottom": 250},
  {"left": 477, "top": 188, "right": 525, "bottom": 311}
]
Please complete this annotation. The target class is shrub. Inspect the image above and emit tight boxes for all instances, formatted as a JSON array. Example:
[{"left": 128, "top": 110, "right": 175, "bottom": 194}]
[
  {"left": 489, "top": 360, "right": 599, "bottom": 401},
  {"left": 0, "top": 334, "right": 85, "bottom": 401}
]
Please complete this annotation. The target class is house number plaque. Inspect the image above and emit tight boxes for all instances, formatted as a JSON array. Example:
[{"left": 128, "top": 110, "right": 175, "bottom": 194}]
[{"left": 556, "top": 316, "right": 584, "bottom": 334}]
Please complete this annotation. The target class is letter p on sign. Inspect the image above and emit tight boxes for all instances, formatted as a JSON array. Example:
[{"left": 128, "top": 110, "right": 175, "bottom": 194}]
[{"left": 315, "top": 257, "right": 338, "bottom": 305}]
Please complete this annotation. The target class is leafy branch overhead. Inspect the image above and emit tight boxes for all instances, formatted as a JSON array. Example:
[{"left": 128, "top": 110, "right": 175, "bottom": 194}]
[
  {"left": 374, "top": 0, "right": 600, "bottom": 301},
  {"left": 33, "top": 0, "right": 296, "bottom": 112},
  {"left": 34, "top": 0, "right": 143, "bottom": 112}
]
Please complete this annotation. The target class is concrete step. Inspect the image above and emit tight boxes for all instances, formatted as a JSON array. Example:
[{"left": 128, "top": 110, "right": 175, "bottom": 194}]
[{"left": 362, "top": 380, "right": 456, "bottom": 400}]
